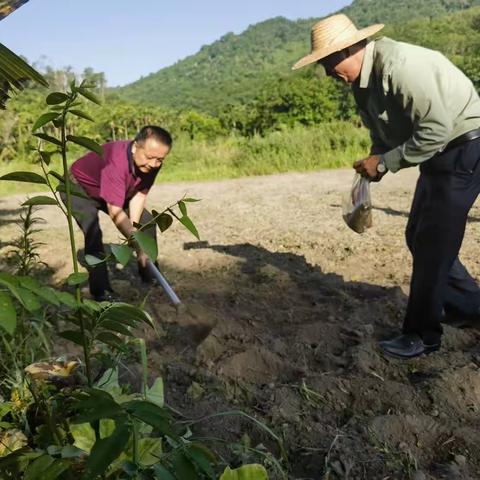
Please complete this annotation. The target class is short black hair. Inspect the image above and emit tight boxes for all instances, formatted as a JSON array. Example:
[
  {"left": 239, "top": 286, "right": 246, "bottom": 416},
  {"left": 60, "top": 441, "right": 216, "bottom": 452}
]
[{"left": 134, "top": 125, "right": 173, "bottom": 148}]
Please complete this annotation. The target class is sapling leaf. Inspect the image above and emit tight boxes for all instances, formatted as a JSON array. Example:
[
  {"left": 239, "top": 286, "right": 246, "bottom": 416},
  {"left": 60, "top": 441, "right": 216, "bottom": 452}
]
[
  {"left": 22, "top": 195, "right": 57, "bottom": 206},
  {"left": 132, "top": 231, "right": 158, "bottom": 261},
  {"left": 178, "top": 200, "right": 187, "bottom": 216},
  {"left": 110, "top": 244, "right": 133, "bottom": 266},
  {"left": 0, "top": 172, "right": 47, "bottom": 184},
  {"left": 183, "top": 197, "right": 201, "bottom": 202},
  {"left": 32, "top": 112, "right": 60, "bottom": 131},
  {"left": 66, "top": 135, "right": 103, "bottom": 156},
  {"left": 69, "top": 109, "right": 94, "bottom": 122},
  {"left": 85, "top": 254, "right": 106, "bottom": 266},
  {"left": 77, "top": 87, "right": 102, "bottom": 105},
  {"left": 59, "top": 330, "right": 85, "bottom": 346},
  {"left": 33, "top": 132, "right": 62, "bottom": 147},
  {"left": 46, "top": 92, "right": 69, "bottom": 105},
  {"left": 179, "top": 216, "right": 200, "bottom": 239},
  {"left": 154, "top": 211, "right": 173, "bottom": 232},
  {"left": 67, "top": 272, "right": 89, "bottom": 286}
]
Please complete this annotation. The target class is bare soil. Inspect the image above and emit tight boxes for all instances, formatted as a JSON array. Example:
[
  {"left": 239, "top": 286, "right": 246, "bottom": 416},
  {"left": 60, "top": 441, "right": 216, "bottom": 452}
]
[{"left": 1, "top": 168, "right": 480, "bottom": 480}]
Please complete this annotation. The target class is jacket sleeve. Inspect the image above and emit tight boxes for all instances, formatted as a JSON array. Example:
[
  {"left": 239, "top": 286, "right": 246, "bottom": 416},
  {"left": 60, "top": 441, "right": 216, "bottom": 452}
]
[{"left": 382, "top": 56, "right": 453, "bottom": 173}]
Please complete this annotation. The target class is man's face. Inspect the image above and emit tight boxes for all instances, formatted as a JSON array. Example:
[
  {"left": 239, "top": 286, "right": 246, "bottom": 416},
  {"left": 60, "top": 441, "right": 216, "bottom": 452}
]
[
  {"left": 132, "top": 137, "right": 170, "bottom": 173},
  {"left": 318, "top": 50, "right": 352, "bottom": 83}
]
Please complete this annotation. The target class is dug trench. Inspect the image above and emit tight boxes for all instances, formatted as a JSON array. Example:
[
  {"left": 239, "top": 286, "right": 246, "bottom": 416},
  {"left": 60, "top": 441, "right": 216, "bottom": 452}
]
[{"left": 1, "top": 168, "right": 480, "bottom": 479}]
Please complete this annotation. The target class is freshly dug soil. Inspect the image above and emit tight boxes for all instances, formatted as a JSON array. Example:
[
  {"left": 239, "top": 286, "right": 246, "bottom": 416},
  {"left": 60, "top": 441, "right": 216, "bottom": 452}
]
[{"left": 1, "top": 168, "right": 480, "bottom": 480}]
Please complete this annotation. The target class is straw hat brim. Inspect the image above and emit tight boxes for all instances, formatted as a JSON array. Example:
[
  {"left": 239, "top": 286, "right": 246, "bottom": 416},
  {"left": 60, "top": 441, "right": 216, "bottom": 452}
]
[{"left": 292, "top": 24, "right": 384, "bottom": 70}]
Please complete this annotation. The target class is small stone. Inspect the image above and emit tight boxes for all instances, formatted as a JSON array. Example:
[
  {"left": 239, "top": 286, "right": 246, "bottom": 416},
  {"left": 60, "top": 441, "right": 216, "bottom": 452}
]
[
  {"left": 431, "top": 409, "right": 439, "bottom": 417},
  {"left": 186, "top": 381, "right": 205, "bottom": 401},
  {"left": 454, "top": 454, "right": 467, "bottom": 466}
]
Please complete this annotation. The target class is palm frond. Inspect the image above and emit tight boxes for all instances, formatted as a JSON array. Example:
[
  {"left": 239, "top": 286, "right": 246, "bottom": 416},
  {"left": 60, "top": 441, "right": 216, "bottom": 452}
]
[
  {"left": 0, "top": 43, "right": 48, "bottom": 108},
  {"left": 0, "top": 0, "right": 29, "bottom": 21}
]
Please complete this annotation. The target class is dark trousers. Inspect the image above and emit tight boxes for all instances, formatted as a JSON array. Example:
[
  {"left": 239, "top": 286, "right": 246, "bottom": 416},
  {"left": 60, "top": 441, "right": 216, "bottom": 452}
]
[
  {"left": 403, "top": 137, "right": 480, "bottom": 344},
  {"left": 60, "top": 189, "right": 157, "bottom": 298}
]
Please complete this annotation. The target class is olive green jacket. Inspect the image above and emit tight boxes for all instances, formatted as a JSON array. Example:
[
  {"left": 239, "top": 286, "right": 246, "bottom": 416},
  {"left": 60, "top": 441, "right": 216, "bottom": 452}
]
[{"left": 352, "top": 37, "right": 480, "bottom": 172}]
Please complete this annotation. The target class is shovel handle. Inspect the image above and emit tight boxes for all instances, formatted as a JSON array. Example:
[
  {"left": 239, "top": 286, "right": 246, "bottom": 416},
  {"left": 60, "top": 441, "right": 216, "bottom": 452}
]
[{"left": 145, "top": 260, "right": 181, "bottom": 307}]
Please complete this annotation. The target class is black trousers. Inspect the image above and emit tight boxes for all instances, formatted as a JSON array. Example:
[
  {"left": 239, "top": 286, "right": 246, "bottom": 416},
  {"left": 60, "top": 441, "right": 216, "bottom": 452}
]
[
  {"left": 403, "top": 137, "right": 480, "bottom": 344},
  {"left": 60, "top": 188, "right": 157, "bottom": 297}
]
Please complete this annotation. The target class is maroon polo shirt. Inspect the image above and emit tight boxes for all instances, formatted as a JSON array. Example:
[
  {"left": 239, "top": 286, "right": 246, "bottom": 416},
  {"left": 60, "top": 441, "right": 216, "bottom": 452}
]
[{"left": 71, "top": 140, "right": 159, "bottom": 207}]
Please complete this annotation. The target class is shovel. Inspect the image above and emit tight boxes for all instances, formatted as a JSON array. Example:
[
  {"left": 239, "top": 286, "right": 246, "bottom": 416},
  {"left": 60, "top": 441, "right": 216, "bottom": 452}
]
[{"left": 145, "top": 259, "right": 181, "bottom": 307}]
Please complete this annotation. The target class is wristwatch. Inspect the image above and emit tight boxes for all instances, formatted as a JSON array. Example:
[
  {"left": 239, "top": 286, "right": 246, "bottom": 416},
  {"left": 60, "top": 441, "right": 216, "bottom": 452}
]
[{"left": 376, "top": 155, "right": 387, "bottom": 174}]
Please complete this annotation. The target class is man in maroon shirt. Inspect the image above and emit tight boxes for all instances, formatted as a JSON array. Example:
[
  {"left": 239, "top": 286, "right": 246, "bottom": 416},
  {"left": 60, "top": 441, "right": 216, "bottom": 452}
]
[{"left": 64, "top": 125, "right": 172, "bottom": 301}]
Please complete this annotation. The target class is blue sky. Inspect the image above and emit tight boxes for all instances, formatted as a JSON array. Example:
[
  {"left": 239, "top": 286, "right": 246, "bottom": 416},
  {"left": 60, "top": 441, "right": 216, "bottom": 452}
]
[{"left": 0, "top": 0, "right": 352, "bottom": 87}]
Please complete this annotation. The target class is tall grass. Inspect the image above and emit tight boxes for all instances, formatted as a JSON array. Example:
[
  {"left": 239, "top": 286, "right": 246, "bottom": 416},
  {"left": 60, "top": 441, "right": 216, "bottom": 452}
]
[{"left": 0, "top": 121, "right": 370, "bottom": 196}]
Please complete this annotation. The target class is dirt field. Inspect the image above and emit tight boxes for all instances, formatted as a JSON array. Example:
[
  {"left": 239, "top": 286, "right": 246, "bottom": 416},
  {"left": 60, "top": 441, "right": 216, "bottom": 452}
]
[{"left": 1, "top": 168, "right": 480, "bottom": 480}]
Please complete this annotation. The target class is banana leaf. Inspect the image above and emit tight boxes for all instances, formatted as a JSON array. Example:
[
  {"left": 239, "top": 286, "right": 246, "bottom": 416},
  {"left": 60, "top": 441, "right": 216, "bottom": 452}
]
[
  {"left": 0, "top": 0, "right": 29, "bottom": 21},
  {"left": 0, "top": 1, "right": 48, "bottom": 108}
]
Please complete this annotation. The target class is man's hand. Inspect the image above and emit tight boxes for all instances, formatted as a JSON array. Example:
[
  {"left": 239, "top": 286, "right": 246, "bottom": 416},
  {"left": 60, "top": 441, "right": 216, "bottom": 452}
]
[
  {"left": 137, "top": 250, "right": 149, "bottom": 269},
  {"left": 353, "top": 154, "right": 386, "bottom": 182}
]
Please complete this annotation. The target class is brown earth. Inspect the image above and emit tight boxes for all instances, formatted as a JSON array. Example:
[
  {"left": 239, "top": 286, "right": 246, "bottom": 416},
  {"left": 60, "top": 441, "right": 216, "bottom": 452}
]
[{"left": 1, "top": 168, "right": 480, "bottom": 479}]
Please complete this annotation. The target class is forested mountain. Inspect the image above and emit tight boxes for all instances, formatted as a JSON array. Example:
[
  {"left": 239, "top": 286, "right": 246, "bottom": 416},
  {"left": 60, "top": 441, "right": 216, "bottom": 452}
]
[{"left": 117, "top": 0, "right": 480, "bottom": 113}]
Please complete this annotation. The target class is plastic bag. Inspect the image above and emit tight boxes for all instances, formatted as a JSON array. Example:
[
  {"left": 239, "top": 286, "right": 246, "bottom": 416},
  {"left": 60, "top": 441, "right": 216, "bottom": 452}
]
[{"left": 342, "top": 173, "right": 373, "bottom": 234}]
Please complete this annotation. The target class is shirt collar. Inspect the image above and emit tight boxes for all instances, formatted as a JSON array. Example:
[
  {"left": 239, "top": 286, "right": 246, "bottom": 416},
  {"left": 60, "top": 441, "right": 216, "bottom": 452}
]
[
  {"left": 127, "top": 141, "right": 136, "bottom": 176},
  {"left": 359, "top": 40, "right": 375, "bottom": 89}
]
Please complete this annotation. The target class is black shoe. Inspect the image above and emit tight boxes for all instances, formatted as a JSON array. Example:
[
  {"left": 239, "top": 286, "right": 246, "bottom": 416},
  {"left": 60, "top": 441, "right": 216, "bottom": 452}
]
[{"left": 379, "top": 333, "right": 440, "bottom": 359}]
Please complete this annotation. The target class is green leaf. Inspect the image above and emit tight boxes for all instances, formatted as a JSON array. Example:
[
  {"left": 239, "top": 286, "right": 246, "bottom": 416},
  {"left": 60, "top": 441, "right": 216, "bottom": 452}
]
[
  {"left": 154, "top": 212, "right": 173, "bottom": 233},
  {"left": 219, "top": 465, "right": 269, "bottom": 480},
  {"left": 66, "top": 135, "right": 103, "bottom": 156},
  {"left": 81, "top": 418, "right": 131, "bottom": 480},
  {"left": 111, "top": 244, "right": 133, "bottom": 266},
  {"left": 42, "top": 459, "right": 70, "bottom": 480},
  {"left": 48, "top": 170, "right": 64, "bottom": 182},
  {"left": 153, "top": 464, "right": 176, "bottom": 480},
  {"left": 99, "top": 320, "right": 132, "bottom": 337},
  {"left": 33, "top": 133, "right": 62, "bottom": 147},
  {"left": 179, "top": 216, "right": 200, "bottom": 239},
  {"left": 32, "top": 112, "right": 60, "bottom": 131},
  {"left": 77, "top": 87, "right": 102, "bottom": 105},
  {"left": 99, "top": 303, "right": 153, "bottom": 328},
  {"left": 187, "top": 444, "right": 216, "bottom": 479},
  {"left": 39, "top": 150, "right": 55, "bottom": 165},
  {"left": 59, "top": 330, "right": 85, "bottom": 346},
  {"left": 146, "top": 377, "right": 164, "bottom": 408},
  {"left": 96, "top": 332, "right": 127, "bottom": 352},
  {"left": 0, "top": 171, "right": 47, "bottom": 184},
  {"left": 178, "top": 201, "right": 187, "bottom": 217},
  {"left": 69, "top": 109, "right": 94, "bottom": 122},
  {"left": 22, "top": 195, "right": 57, "bottom": 206},
  {"left": 183, "top": 198, "right": 201, "bottom": 202},
  {"left": 24, "top": 454, "right": 55, "bottom": 480},
  {"left": 137, "top": 437, "right": 163, "bottom": 467},
  {"left": 46, "top": 92, "right": 69, "bottom": 105},
  {"left": 171, "top": 452, "right": 198, "bottom": 480},
  {"left": 123, "top": 401, "right": 177, "bottom": 439},
  {"left": 55, "top": 291, "right": 78, "bottom": 308},
  {"left": 67, "top": 272, "right": 89, "bottom": 286},
  {"left": 17, "top": 287, "right": 41, "bottom": 312},
  {"left": 0, "top": 292, "right": 16, "bottom": 335},
  {"left": 85, "top": 254, "right": 106, "bottom": 266},
  {"left": 132, "top": 231, "right": 157, "bottom": 261}
]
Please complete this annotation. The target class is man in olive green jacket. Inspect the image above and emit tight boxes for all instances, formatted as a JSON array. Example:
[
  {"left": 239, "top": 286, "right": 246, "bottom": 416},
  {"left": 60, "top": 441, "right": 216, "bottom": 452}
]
[{"left": 293, "top": 14, "right": 480, "bottom": 359}]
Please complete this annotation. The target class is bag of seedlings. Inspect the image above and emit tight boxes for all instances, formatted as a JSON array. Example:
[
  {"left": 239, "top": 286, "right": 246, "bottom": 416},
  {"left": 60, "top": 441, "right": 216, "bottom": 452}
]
[{"left": 342, "top": 173, "right": 373, "bottom": 234}]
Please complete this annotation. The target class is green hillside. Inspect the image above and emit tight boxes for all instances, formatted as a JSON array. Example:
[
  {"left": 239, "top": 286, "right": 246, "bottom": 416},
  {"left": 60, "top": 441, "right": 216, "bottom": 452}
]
[{"left": 117, "top": 0, "right": 480, "bottom": 113}]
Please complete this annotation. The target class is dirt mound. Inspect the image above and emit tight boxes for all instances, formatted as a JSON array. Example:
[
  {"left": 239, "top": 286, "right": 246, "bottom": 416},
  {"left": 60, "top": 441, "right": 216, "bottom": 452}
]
[{"left": 4, "top": 169, "right": 480, "bottom": 478}]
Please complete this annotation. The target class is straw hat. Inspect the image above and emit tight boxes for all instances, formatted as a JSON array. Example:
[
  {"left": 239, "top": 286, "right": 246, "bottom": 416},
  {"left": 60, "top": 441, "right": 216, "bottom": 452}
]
[{"left": 292, "top": 14, "right": 384, "bottom": 70}]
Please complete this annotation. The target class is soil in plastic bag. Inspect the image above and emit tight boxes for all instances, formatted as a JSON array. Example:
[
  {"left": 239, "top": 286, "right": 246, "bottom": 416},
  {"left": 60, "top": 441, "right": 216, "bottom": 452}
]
[{"left": 342, "top": 173, "right": 373, "bottom": 234}]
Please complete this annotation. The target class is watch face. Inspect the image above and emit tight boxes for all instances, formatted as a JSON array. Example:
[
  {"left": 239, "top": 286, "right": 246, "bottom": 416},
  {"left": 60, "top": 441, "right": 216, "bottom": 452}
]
[{"left": 377, "top": 162, "right": 386, "bottom": 173}]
